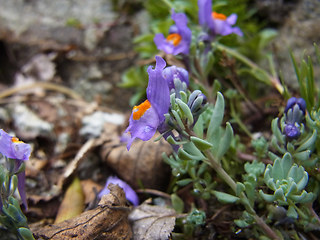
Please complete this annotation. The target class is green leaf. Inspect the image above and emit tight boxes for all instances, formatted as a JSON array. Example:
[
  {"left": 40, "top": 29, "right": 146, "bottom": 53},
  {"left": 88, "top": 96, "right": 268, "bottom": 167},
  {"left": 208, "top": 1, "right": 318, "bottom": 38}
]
[
  {"left": 271, "top": 158, "right": 283, "bottom": 181},
  {"left": 193, "top": 115, "right": 204, "bottom": 138},
  {"left": 296, "top": 130, "right": 317, "bottom": 152},
  {"left": 171, "top": 194, "right": 184, "bottom": 214},
  {"left": 281, "top": 153, "right": 293, "bottom": 177},
  {"left": 293, "top": 150, "right": 311, "bottom": 162},
  {"left": 2, "top": 204, "right": 27, "bottom": 227},
  {"left": 18, "top": 227, "right": 35, "bottom": 240},
  {"left": 204, "top": 51, "right": 215, "bottom": 77},
  {"left": 178, "top": 149, "right": 196, "bottom": 161},
  {"left": 236, "top": 182, "right": 245, "bottom": 196},
  {"left": 295, "top": 169, "right": 309, "bottom": 191},
  {"left": 271, "top": 118, "right": 285, "bottom": 145},
  {"left": 11, "top": 175, "right": 18, "bottom": 195},
  {"left": 234, "top": 219, "right": 250, "bottom": 228},
  {"left": 176, "top": 178, "right": 193, "bottom": 187},
  {"left": 207, "top": 92, "right": 225, "bottom": 144},
  {"left": 287, "top": 205, "right": 298, "bottom": 219},
  {"left": 171, "top": 109, "right": 186, "bottom": 130},
  {"left": 176, "top": 98, "right": 194, "bottom": 126},
  {"left": 212, "top": 191, "right": 239, "bottom": 204},
  {"left": 259, "top": 190, "right": 275, "bottom": 202},
  {"left": 190, "top": 136, "right": 213, "bottom": 151},
  {"left": 244, "top": 160, "right": 265, "bottom": 177},
  {"left": 274, "top": 188, "right": 285, "bottom": 201},
  {"left": 217, "top": 122, "right": 234, "bottom": 159}
]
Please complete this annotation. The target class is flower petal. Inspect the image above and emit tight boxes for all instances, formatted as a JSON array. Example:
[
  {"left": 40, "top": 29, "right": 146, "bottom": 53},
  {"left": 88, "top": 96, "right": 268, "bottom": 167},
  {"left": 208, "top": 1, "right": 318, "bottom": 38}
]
[
  {"left": 16, "top": 161, "right": 28, "bottom": 209},
  {"left": 147, "top": 56, "right": 170, "bottom": 122},
  {"left": 99, "top": 176, "right": 139, "bottom": 206},
  {"left": 0, "top": 129, "right": 31, "bottom": 161},
  {"left": 198, "top": 0, "right": 213, "bottom": 29},
  {"left": 125, "top": 105, "right": 159, "bottom": 150},
  {"left": 226, "top": 13, "right": 238, "bottom": 25}
]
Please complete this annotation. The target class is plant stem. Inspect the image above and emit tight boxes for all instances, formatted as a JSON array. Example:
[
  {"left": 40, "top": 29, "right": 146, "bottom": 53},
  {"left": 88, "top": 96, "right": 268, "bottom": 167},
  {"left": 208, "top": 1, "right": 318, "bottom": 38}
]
[
  {"left": 205, "top": 151, "right": 281, "bottom": 240},
  {"left": 161, "top": 0, "right": 174, "bottom": 10},
  {"left": 212, "top": 42, "right": 284, "bottom": 94}
]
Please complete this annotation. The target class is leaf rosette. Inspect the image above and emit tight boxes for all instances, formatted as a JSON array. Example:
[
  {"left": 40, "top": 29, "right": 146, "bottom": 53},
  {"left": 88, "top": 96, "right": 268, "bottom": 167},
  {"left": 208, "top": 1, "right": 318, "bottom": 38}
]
[{"left": 259, "top": 153, "right": 314, "bottom": 204}]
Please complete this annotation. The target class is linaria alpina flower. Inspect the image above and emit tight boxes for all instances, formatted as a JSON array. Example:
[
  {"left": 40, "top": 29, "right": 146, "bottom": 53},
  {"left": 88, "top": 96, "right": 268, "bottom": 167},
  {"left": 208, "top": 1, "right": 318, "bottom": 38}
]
[
  {"left": 125, "top": 56, "right": 170, "bottom": 150},
  {"left": 198, "top": 0, "right": 243, "bottom": 37},
  {"left": 0, "top": 129, "right": 31, "bottom": 209},
  {"left": 99, "top": 176, "right": 139, "bottom": 206},
  {"left": 283, "top": 97, "right": 306, "bottom": 140},
  {"left": 154, "top": 11, "right": 192, "bottom": 55}
]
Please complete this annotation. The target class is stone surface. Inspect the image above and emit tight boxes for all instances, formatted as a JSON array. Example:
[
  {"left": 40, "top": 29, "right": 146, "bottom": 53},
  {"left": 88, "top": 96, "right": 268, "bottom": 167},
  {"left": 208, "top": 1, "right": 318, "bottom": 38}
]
[
  {"left": 0, "top": 0, "right": 136, "bottom": 111},
  {"left": 271, "top": 0, "right": 320, "bottom": 88}
]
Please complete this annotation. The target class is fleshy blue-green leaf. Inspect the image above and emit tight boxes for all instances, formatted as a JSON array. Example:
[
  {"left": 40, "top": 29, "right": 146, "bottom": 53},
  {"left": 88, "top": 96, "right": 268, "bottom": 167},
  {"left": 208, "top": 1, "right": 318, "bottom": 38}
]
[{"left": 212, "top": 191, "right": 239, "bottom": 204}]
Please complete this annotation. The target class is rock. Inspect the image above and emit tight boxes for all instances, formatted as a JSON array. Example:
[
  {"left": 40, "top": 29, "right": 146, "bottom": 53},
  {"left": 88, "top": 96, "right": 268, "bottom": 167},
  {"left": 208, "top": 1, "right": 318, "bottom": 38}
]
[
  {"left": 0, "top": 0, "right": 116, "bottom": 50},
  {"left": 80, "top": 111, "right": 125, "bottom": 138},
  {"left": 271, "top": 0, "right": 320, "bottom": 87},
  {"left": 9, "top": 104, "right": 54, "bottom": 139}
]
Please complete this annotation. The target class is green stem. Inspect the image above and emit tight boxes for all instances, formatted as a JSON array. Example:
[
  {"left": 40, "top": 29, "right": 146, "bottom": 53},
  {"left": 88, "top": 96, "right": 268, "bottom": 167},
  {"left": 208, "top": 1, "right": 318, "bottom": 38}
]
[
  {"left": 161, "top": 0, "right": 174, "bottom": 10},
  {"left": 230, "top": 100, "right": 252, "bottom": 138},
  {"left": 205, "top": 151, "right": 280, "bottom": 240},
  {"left": 212, "top": 42, "right": 284, "bottom": 94}
]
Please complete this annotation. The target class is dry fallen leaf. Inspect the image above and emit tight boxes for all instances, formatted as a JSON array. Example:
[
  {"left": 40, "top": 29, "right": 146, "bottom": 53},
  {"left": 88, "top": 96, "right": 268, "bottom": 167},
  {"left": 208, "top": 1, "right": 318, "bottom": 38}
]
[
  {"left": 129, "top": 201, "right": 176, "bottom": 240},
  {"left": 33, "top": 184, "right": 132, "bottom": 240},
  {"left": 55, "top": 177, "right": 85, "bottom": 224},
  {"left": 101, "top": 134, "right": 172, "bottom": 190}
]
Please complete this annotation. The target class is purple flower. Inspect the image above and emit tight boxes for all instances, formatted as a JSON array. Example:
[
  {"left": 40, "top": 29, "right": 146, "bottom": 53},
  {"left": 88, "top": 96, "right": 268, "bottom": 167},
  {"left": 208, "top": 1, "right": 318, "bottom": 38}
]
[
  {"left": 198, "top": 0, "right": 243, "bottom": 37},
  {"left": 284, "top": 97, "right": 306, "bottom": 115},
  {"left": 0, "top": 129, "right": 31, "bottom": 161},
  {"left": 0, "top": 129, "right": 31, "bottom": 209},
  {"left": 162, "top": 66, "right": 189, "bottom": 90},
  {"left": 283, "top": 97, "right": 306, "bottom": 140},
  {"left": 154, "top": 11, "right": 192, "bottom": 55},
  {"left": 125, "top": 56, "right": 170, "bottom": 150},
  {"left": 284, "top": 124, "right": 301, "bottom": 140},
  {"left": 99, "top": 176, "right": 139, "bottom": 206}
]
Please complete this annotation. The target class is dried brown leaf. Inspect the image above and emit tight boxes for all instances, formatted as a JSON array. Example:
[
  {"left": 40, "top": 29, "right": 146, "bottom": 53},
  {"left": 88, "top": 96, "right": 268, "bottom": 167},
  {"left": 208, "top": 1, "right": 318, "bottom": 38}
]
[
  {"left": 129, "top": 202, "right": 176, "bottom": 240},
  {"left": 55, "top": 177, "right": 85, "bottom": 224},
  {"left": 33, "top": 184, "right": 132, "bottom": 240},
  {"left": 101, "top": 134, "right": 172, "bottom": 190},
  {"left": 80, "top": 179, "right": 103, "bottom": 204}
]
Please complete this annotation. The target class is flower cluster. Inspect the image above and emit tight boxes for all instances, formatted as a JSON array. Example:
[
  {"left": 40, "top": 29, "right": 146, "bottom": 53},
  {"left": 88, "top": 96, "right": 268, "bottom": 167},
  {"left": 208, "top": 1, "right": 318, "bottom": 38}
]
[
  {"left": 283, "top": 97, "right": 306, "bottom": 140},
  {"left": 154, "top": 0, "right": 243, "bottom": 56}
]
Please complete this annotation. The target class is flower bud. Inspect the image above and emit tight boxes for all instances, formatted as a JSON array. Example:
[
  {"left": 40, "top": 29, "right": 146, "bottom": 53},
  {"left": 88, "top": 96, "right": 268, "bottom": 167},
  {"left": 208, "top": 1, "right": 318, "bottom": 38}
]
[
  {"left": 284, "top": 123, "right": 301, "bottom": 140},
  {"left": 162, "top": 66, "right": 189, "bottom": 91}
]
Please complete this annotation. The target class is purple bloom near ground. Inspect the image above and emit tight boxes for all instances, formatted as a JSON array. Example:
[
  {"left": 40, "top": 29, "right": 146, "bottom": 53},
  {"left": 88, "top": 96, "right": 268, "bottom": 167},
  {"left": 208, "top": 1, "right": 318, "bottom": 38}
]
[
  {"left": 125, "top": 56, "right": 170, "bottom": 150},
  {"left": 0, "top": 129, "right": 31, "bottom": 209},
  {"left": 99, "top": 176, "right": 139, "bottom": 206},
  {"left": 154, "top": 11, "right": 192, "bottom": 55},
  {"left": 198, "top": 0, "right": 243, "bottom": 37}
]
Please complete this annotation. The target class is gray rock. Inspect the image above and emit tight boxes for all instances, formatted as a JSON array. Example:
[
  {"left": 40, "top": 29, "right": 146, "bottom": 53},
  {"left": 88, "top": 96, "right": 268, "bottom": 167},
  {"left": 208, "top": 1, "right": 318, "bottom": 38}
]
[
  {"left": 10, "top": 104, "right": 53, "bottom": 139},
  {"left": 0, "top": 0, "right": 116, "bottom": 49},
  {"left": 80, "top": 111, "right": 125, "bottom": 138},
  {"left": 272, "top": 0, "right": 320, "bottom": 88}
]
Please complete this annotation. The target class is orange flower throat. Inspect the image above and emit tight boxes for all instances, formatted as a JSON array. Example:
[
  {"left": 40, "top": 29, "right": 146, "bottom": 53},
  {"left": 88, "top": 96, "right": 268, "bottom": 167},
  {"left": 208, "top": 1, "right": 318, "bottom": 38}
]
[
  {"left": 166, "top": 33, "right": 182, "bottom": 46},
  {"left": 132, "top": 100, "right": 151, "bottom": 120},
  {"left": 11, "top": 137, "right": 23, "bottom": 143},
  {"left": 212, "top": 12, "right": 227, "bottom": 20}
]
